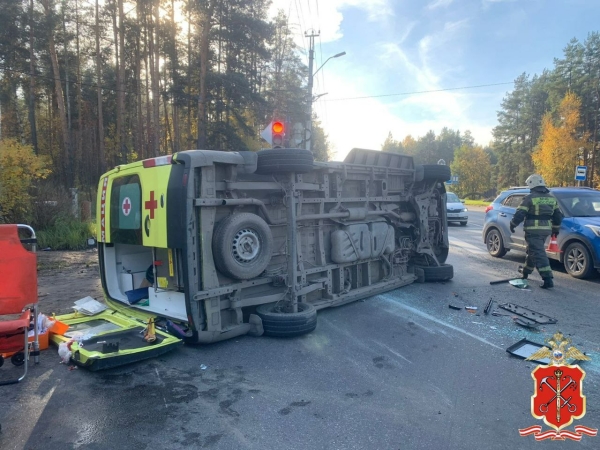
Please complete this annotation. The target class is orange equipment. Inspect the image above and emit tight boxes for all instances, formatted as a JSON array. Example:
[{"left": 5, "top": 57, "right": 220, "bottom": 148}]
[{"left": 0, "top": 224, "right": 40, "bottom": 386}]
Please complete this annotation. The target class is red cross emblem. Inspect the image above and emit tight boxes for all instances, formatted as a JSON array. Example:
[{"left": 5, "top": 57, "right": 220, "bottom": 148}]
[
  {"left": 122, "top": 197, "right": 132, "bottom": 216},
  {"left": 145, "top": 191, "right": 158, "bottom": 219}
]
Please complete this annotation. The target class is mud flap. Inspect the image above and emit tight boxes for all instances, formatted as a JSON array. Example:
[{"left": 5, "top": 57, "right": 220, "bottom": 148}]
[{"left": 49, "top": 309, "right": 182, "bottom": 371}]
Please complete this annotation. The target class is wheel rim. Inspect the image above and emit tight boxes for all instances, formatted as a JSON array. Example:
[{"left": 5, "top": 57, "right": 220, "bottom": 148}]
[
  {"left": 487, "top": 232, "right": 500, "bottom": 254},
  {"left": 567, "top": 247, "right": 586, "bottom": 274},
  {"left": 232, "top": 228, "right": 260, "bottom": 263}
]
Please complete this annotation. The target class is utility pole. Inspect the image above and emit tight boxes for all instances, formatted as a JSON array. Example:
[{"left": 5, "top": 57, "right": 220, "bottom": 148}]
[{"left": 305, "top": 30, "right": 319, "bottom": 151}]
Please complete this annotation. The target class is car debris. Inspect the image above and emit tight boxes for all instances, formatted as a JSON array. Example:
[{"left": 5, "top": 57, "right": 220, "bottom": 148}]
[
  {"left": 465, "top": 306, "right": 478, "bottom": 313},
  {"left": 506, "top": 338, "right": 551, "bottom": 364},
  {"left": 484, "top": 298, "right": 494, "bottom": 315},
  {"left": 448, "top": 304, "right": 462, "bottom": 310},
  {"left": 512, "top": 317, "right": 540, "bottom": 329},
  {"left": 508, "top": 279, "right": 529, "bottom": 289},
  {"left": 498, "top": 303, "right": 557, "bottom": 325}
]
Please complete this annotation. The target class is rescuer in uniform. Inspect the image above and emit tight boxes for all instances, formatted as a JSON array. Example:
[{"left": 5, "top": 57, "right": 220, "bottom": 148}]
[{"left": 509, "top": 174, "right": 563, "bottom": 289}]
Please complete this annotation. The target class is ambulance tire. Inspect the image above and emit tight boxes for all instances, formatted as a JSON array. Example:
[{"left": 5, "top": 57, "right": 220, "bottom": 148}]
[
  {"left": 416, "top": 263, "right": 454, "bottom": 282},
  {"left": 0, "top": 355, "right": 4, "bottom": 368},
  {"left": 255, "top": 149, "right": 314, "bottom": 174},
  {"left": 213, "top": 213, "right": 274, "bottom": 280},
  {"left": 414, "top": 164, "right": 451, "bottom": 182},
  {"left": 256, "top": 302, "right": 317, "bottom": 338}
]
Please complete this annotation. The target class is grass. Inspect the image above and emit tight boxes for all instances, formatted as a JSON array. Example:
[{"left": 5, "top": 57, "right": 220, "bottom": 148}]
[
  {"left": 37, "top": 217, "right": 96, "bottom": 250},
  {"left": 464, "top": 199, "right": 491, "bottom": 206}
]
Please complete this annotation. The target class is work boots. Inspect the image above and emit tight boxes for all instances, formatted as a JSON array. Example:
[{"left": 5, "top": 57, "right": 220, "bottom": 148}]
[
  {"left": 540, "top": 277, "right": 554, "bottom": 289},
  {"left": 518, "top": 266, "right": 530, "bottom": 280}
]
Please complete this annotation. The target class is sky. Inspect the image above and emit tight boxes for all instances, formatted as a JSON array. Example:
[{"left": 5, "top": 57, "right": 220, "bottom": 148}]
[{"left": 268, "top": 0, "right": 600, "bottom": 161}]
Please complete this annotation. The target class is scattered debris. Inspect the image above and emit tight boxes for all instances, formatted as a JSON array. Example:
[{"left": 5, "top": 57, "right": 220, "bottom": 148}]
[
  {"left": 465, "top": 306, "right": 478, "bottom": 313},
  {"left": 448, "top": 304, "right": 462, "bottom": 310},
  {"left": 484, "top": 298, "right": 494, "bottom": 315},
  {"left": 509, "top": 279, "right": 529, "bottom": 289},
  {"left": 490, "top": 277, "right": 519, "bottom": 285},
  {"left": 73, "top": 296, "right": 107, "bottom": 316},
  {"left": 452, "top": 292, "right": 459, "bottom": 297},
  {"left": 506, "top": 338, "right": 551, "bottom": 364},
  {"left": 200, "top": 364, "right": 208, "bottom": 370},
  {"left": 498, "top": 303, "right": 557, "bottom": 325},
  {"left": 513, "top": 317, "right": 539, "bottom": 329}
]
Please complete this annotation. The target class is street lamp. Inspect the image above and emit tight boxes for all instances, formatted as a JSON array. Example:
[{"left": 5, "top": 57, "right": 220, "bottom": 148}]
[{"left": 305, "top": 51, "right": 346, "bottom": 151}]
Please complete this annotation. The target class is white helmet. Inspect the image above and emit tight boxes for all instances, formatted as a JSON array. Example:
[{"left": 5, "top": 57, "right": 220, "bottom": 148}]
[{"left": 525, "top": 174, "right": 546, "bottom": 188}]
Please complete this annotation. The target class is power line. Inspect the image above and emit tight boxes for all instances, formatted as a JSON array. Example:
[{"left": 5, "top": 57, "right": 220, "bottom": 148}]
[{"left": 323, "top": 82, "right": 515, "bottom": 102}]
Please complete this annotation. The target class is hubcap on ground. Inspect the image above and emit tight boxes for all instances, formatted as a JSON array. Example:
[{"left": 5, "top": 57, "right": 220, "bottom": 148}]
[{"left": 232, "top": 228, "right": 260, "bottom": 263}]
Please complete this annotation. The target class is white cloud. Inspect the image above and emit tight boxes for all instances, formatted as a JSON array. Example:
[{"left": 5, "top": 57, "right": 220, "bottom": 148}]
[
  {"left": 427, "top": 0, "right": 454, "bottom": 10},
  {"left": 269, "top": 0, "right": 393, "bottom": 44}
]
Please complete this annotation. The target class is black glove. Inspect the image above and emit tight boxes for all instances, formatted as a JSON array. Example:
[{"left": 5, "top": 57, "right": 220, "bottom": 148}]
[
  {"left": 553, "top": 231, "right": 559, "bottom": 238},
  {"left": 509, "top": 223, "right": 516, "bottom": 233}
]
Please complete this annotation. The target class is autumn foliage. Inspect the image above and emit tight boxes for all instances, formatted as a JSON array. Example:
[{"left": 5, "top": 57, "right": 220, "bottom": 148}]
[
  {"left": 0, "top": 139, "right": 51, "bottom": 223},
  {"left": 532, "top": 92, "right": 589, "bottom": 186}
]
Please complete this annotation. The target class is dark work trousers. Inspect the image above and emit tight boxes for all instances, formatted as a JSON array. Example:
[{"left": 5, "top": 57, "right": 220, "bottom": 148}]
[{"left": 523, "top": 233, "right": 552, "bottom": 279}]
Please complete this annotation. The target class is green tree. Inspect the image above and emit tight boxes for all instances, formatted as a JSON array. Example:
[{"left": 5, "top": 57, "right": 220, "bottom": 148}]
[
  {"left": 381, "top": 132, "right": 403, "bottom": 153},
  {"left": 450, "top": 145, "right": 492, "bottom": 198}
]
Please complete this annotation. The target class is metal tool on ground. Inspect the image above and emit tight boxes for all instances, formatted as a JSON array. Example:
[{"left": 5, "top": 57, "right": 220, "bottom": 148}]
[
  {"left": 448, "top": 304, "right": 462, "bottom": 310},
  {"left": 465, "top": 306, "right": 478, "bottom": 313},
  {"left": 498, "top": 303, "right": 557, "bottom": 325},
  {"left": 490, "top": 277, "right": 525, "bottom": 285}
]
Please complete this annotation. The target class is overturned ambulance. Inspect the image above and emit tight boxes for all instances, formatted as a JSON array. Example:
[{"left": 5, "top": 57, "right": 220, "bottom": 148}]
[{"left": 54, "top": 148, "right": 453, "bottom": 369}]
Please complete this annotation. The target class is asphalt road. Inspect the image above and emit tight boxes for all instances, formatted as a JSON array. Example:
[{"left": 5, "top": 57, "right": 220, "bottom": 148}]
[{"left": 2, "top": 209, "right": 600, "bottom": 450}]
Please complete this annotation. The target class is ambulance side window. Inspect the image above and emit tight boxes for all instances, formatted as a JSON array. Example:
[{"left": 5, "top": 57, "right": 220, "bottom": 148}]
[{"left": 110, "top": 175, "right": 143, "bottom": 245}]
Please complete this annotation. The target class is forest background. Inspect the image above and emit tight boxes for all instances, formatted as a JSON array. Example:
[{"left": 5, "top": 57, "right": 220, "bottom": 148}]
[{"left": 0, "top": 0, "right": 599, "bottom": 243}]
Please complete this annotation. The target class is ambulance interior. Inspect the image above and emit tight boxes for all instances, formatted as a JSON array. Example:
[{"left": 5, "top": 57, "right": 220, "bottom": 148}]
[
  {"left": 102, "top": 244, "right": 188, "bottom": 322},
  {"left": 103, "top": 175, "right": 188, "bottom": 322}
]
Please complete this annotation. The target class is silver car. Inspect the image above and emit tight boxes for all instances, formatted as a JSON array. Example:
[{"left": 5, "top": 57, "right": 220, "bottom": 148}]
[{"left": 446, "top": 192, "right": 468, "bottom": 226}]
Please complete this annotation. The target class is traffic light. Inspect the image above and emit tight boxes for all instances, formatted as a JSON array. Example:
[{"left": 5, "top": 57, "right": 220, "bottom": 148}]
[{"left": 271, "top": 121, "right": 285, "bottom": 148}]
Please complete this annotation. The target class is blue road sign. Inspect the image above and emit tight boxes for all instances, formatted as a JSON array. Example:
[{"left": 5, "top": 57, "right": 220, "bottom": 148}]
[{"left": 575, "top": 166, "right": 587, "bottom": 181}]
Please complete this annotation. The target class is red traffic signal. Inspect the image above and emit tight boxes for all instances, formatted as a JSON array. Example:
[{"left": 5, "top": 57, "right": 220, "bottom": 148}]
[
  {"left": 272, "top": 121, "right": 285, "bottom": 148},
  {"left": 272, "top": 121, "right": 284, "bottom": 134}
]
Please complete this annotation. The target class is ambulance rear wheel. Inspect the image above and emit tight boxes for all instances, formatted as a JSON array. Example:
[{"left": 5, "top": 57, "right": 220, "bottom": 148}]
[
  {"left": 416, "top": 263, "right": 454, "bottom": 282},
  {"left": 0, "top": 355, "right": 4, "bottom": 368},
  {"left": 255, "top": 149, "right": 314, "bottom": 174},
  {"left": 256, "top": 302, "right": 317, "bottom": 338},
  {"left": 213, "top": 213, "right": 274, "bottom": 280}
]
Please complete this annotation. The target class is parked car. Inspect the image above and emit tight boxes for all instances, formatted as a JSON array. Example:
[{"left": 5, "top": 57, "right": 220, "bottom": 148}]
[
  {"left": 483, "top": 187, "right": 600, "bottom": 278},
  {"left": 446, "top": 192, "right": 468, "bottom": 226}
]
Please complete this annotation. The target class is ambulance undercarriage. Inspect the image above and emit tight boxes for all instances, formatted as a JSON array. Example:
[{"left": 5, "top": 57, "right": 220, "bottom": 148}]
[{"left": 98, "top": 148, "right": 452, "bottom": 346}]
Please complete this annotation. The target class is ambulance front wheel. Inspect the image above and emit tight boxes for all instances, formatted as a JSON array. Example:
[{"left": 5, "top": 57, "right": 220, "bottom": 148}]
[
  {"left": 256, "top": 302, "right": 317, "bottom": 338},
  {"left": 213, "top": 213, "right": 274, "bottom": 280}
]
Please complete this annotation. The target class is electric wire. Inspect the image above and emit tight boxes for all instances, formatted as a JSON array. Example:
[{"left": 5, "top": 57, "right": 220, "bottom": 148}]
[{"left": 323, "top": 82, "right": 515, "bottom": 102}]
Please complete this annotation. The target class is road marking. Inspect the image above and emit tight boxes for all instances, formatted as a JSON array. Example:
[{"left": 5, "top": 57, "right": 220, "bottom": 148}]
[
  {"left": 449, "top": 236, "right": 487, "bottom": 255},
  {"left": 374, "top": 341, "right": 413, "bottom": 364}
]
